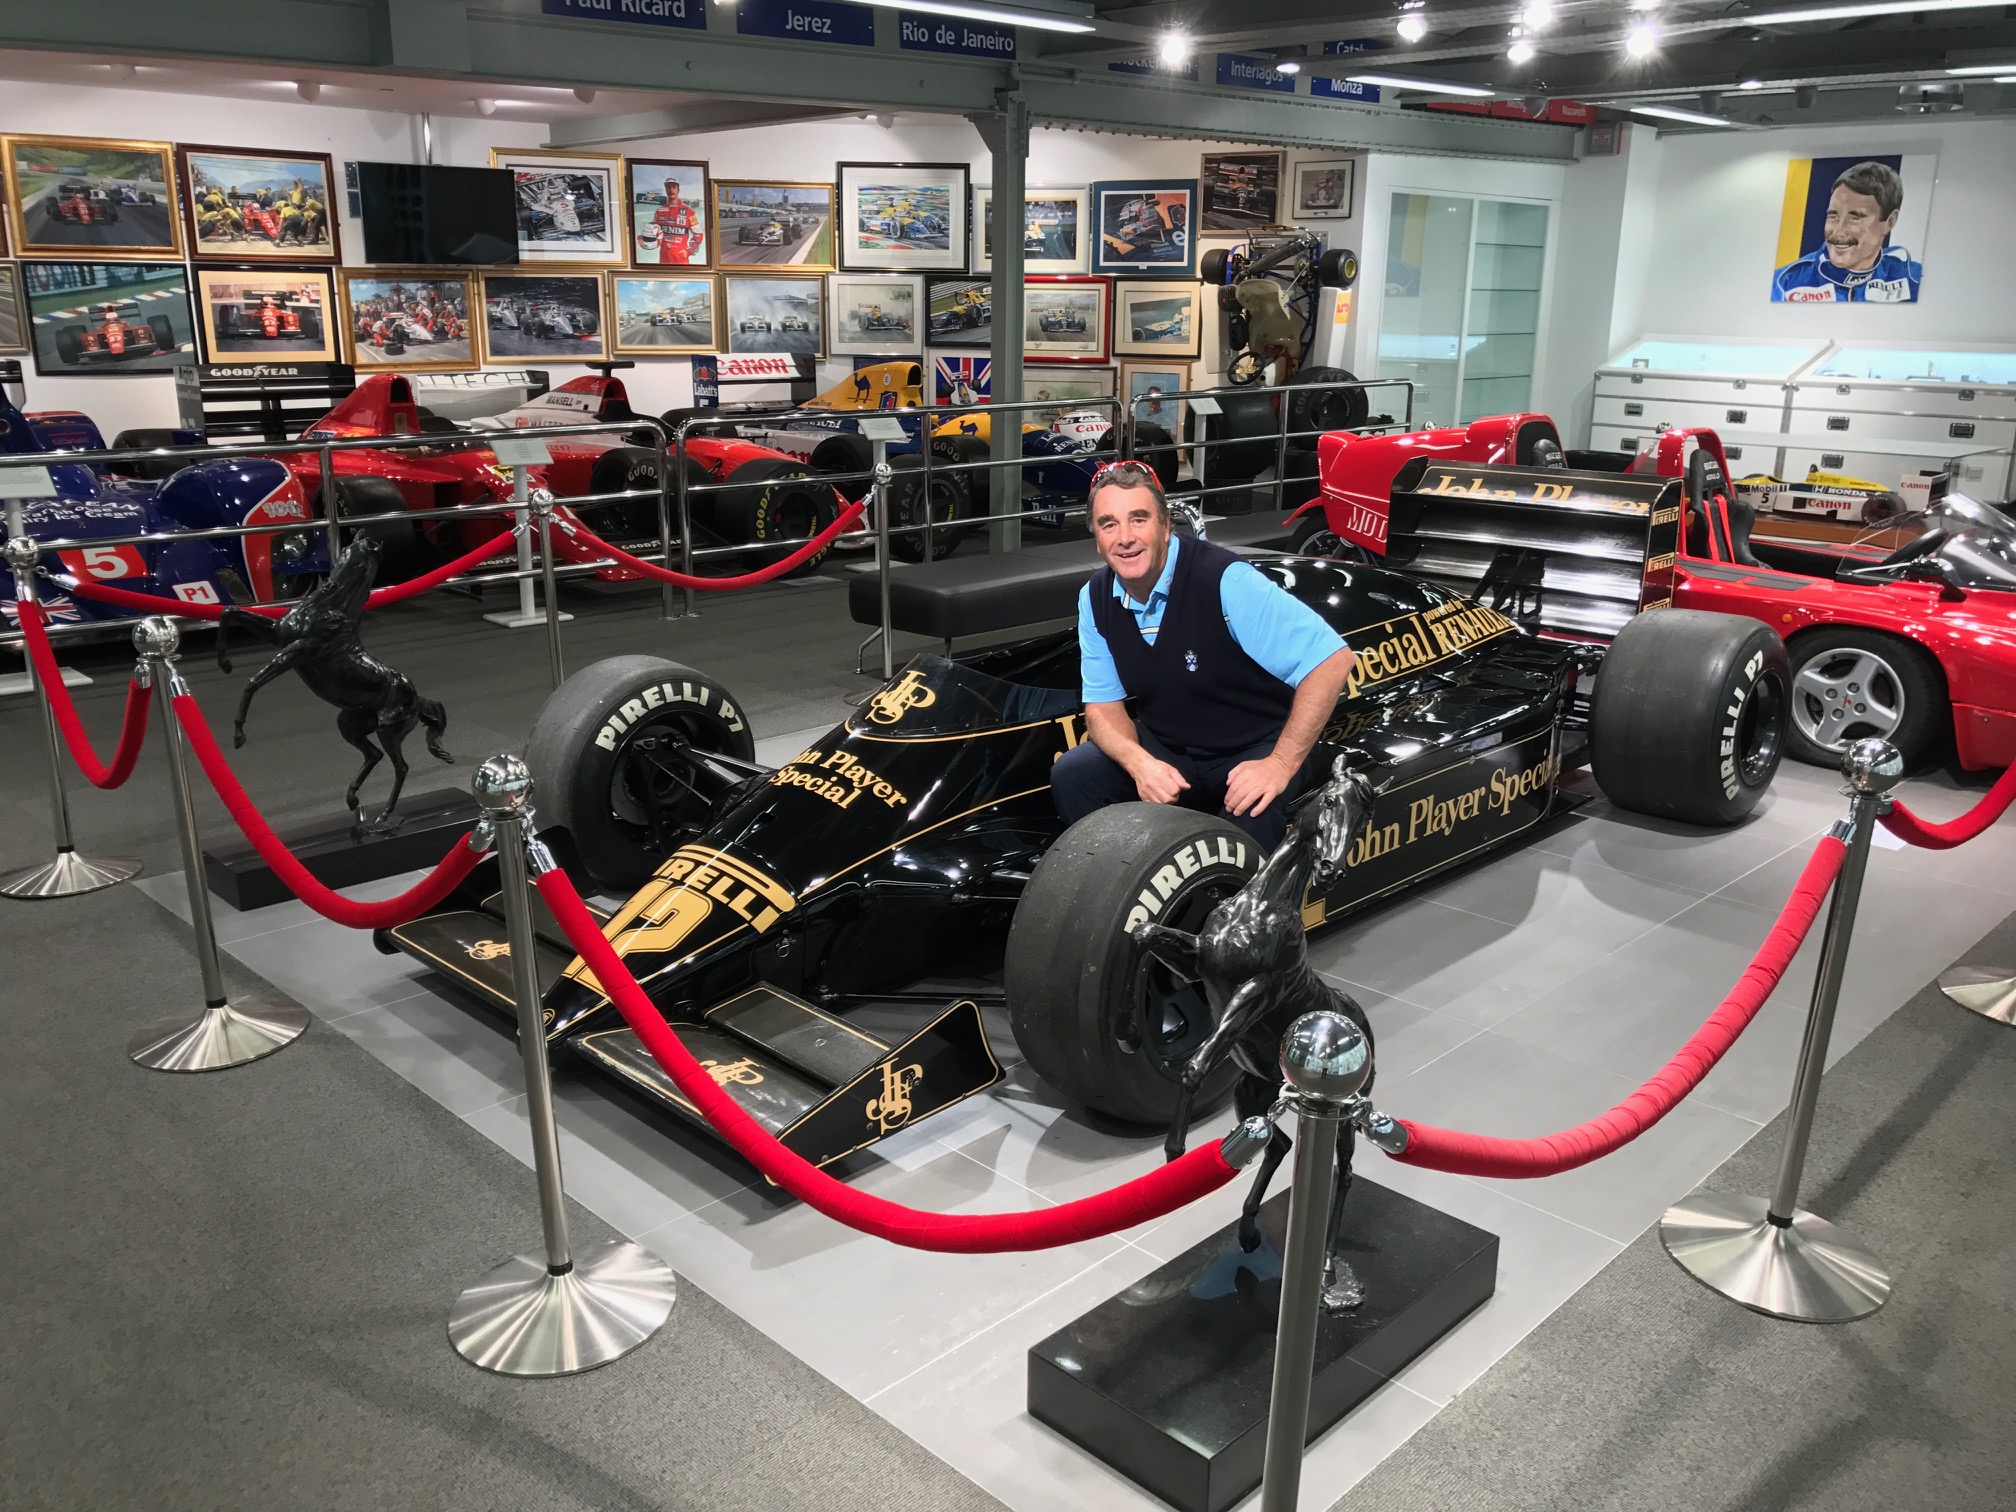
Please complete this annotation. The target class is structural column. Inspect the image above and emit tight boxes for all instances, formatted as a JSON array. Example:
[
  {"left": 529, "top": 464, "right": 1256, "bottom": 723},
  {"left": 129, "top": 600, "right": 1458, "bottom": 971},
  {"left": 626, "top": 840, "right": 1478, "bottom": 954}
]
[{"left": 969, "top": 93, "right": 1028, "bottom": 552}]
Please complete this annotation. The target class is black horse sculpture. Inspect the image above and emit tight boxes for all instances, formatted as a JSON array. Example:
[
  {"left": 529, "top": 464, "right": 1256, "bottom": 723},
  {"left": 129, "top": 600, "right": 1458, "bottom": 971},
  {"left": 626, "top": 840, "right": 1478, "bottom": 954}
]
[
  {"left": 1136, "top": 758, "right": 1379, "bottom": 1312},
  {"left": 219, "top": 536, "right": 451, "bottom": 833}
]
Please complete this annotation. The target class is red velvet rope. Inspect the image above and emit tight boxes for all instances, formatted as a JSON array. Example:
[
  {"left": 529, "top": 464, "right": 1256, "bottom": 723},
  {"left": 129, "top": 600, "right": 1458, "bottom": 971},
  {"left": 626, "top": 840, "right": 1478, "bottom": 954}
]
[
  {"left": 353, "top": 528, "right": 521, "bottom": 608},
  {"left": 1390, "top": 836, "right": 1849, "bottom": 1179},
  {"left": 1880, "top": 762, "right": 2016, "bottom": 850},
  {"left": 171, "top": 693, "right": 485, "bottom": 929},
  {"left": 18, "top": 603, "right": 152, "bottom": 788},
  {"left": 565, "top": 498, "right": 865, "bottom": 591},
  {"left": 536, "top": 867, "right": 1239, "bottom": 1252}
]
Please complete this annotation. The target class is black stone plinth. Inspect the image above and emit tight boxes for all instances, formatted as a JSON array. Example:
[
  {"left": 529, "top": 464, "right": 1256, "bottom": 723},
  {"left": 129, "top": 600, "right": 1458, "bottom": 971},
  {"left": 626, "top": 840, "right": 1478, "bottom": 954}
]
[
  {"left": 201, "top": 788, "right": 483, "bottom": 911},
  {"left": 1028, "top": 1179, "right": 1496, "bottom": 1512}
]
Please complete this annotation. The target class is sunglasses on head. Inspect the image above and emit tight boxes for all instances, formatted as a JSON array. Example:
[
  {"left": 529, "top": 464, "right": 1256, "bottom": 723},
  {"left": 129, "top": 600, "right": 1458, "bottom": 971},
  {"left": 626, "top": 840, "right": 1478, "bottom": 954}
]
[{"left": 1088, "top": 459, "right": 1160, "bottom": 490}]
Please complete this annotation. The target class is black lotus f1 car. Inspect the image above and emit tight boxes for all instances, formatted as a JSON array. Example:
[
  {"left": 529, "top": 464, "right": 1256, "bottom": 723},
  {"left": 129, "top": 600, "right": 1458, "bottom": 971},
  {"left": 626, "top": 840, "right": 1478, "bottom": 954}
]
[{"left": 386, "top": 471, "right": 1787, "bottom": 1163}]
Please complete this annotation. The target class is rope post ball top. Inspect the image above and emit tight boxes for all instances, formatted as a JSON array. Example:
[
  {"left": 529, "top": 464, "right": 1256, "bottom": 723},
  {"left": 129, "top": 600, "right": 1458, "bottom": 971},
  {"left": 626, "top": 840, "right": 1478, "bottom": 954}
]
[
  {"left": 133, "top": 614, "right": 182, "bottom": 663},
  {"left": 1842, "top": 737, "right": 1906, "bottom": 798},
  {"left": 472, "top": 752, "right": 535, "bottom": 820},
  {"left": 3, "top": 533, "right": 37, "bottom": 578},
  {"left": 1280, "top": 1010, "right": 1371, "bottom": 1107}
]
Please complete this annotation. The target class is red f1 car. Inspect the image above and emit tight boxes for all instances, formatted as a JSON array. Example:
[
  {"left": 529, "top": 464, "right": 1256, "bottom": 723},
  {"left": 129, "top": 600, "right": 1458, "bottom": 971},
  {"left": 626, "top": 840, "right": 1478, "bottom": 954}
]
[
  {"left": 54, "top": 302, "right": 178, "bottom": 367},
  {"left": 1292, "top": 412, "right": 2016, "bottom": 771},
  {"left": 48, "top": 182, "right": 118, "bottom": 224}
]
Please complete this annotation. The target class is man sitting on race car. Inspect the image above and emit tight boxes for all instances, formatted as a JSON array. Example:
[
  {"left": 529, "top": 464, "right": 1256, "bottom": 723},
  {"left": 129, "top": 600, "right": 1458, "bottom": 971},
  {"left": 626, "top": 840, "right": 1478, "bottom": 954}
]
[{"left": 1051, "top": 462, "right": 1356, "bottom": 851}]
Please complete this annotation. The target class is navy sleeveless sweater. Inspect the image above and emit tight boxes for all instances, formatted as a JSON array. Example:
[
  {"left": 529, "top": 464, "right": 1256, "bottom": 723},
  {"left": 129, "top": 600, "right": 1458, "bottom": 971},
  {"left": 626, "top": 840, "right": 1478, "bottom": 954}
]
[{"left": 1090, "top": 537, "right": 1296, "bottom": 760}]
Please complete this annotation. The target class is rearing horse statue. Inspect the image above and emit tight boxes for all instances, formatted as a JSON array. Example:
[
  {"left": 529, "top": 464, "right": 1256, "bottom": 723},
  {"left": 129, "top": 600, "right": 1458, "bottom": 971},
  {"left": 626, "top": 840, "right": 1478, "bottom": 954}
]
[
  {"left": 218, "top": 536, "right": 452, "bottom": 833},
  {"left": 1134, "top": 758, "right": 1379, "bottom": 1312}
]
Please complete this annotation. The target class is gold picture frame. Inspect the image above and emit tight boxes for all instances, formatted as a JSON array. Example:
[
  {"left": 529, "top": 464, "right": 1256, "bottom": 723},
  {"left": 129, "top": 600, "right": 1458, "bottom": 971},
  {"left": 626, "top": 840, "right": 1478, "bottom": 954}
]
[
  {"left": 3, "top": 134, "right": 183, "bottom": 259},
  {"left": 713, "top": 180, "right": 835, "bottom": 271},
  {"left": 339, "top": 269, "right": 478, "bottom": 372},
  {"left": 490, "top": 146, "right": 627, "bottom": 268}
]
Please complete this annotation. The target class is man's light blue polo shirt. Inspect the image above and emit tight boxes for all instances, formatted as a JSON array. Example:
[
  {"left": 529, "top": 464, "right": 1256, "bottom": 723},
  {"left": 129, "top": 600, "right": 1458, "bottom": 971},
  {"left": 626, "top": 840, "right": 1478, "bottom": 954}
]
[{"left": 1077, "top": 536, "right": 1347, "bottom": 704}]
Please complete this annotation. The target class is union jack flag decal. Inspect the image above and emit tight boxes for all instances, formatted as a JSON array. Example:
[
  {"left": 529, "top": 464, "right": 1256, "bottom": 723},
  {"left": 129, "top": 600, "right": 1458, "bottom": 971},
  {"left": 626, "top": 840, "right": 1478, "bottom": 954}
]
[
  {"left": 932, "top": 357, "right": 991, "bottom": 408},
  {"left": 2, "top": 592, "right": 82, "bottom": 625}
]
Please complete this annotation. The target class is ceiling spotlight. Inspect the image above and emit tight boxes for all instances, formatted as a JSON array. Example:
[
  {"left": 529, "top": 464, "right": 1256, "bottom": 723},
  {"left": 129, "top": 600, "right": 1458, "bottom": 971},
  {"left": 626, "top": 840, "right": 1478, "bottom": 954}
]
[
  {"left": 1275, "top": 57, "right": 1302, "bottom": 74},
  {"left": 1520, "top": 0, "right": 1554, "bottom": 27},
  {"left": 1740, "top": 78, "right": 1763, "bottom": 89},
  {"left": 296, "top": 80, "right": 321, "bottom": 102},
  {"left": 1158, "top": 30, "right": 1193, "bottom": 67},
  {"left": 1625, "top": 22, "right": 1659, "bottom": 57},
  {"left": 474, "top": 98, "right": 498, "bottom": 116},
  {"left": 1397, "top": 14, "right": 1429, "bottom": 42},
  {"left": 106, "top": 62, "right": 138, "bottom": 81},
  {"left": 1508, "top": 39, "right": 1537, "bottom": 64}
]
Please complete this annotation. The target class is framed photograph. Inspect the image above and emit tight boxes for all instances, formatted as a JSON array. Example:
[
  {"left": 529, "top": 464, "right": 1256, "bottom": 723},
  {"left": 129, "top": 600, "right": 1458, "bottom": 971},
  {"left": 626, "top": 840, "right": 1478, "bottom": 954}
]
[
  {"left": 1121, "top": 360, "right": 1189, "bottom": 438},
  {"left": 340, "top": 270, "right": 476, "bottom": 371},
  {"left": 1200, "top": 151, "right": 1284, "bottom": 232},
  {"left": 974, "top": 186, "right": 1089, "bottom": 275},
  {"left": 1020, "top": 366, "right": 1116, "bottom": 425},
  {"left": 194, "top": 266, "right": 342, "bottom": 363},
  {"left": 20, "top": 260, "right": 193, "bottom": 376},
  {"left": 611, "top": 273, "right": 718, "bottom": 355},
  {"left": 491, "top": 147, "right": 626, "bottom": 267},
  {"left": 3, "top": 135, "right": 182, "bottom": 258},
  {"left": 1291, "top": 158, "right": 1355, "bottom": 221},
  {"left": 714, "top": 181, "right": 834, "bottom": 271},
  {"left": 836, "top": 162, "right": 968, "bottom": 273},
  {"left": 1113, "top": 280, "right": 1203, "bottom": 359},
  {"left": 723, "top": 275, "right": 824, "bottom": 356},
  {"left": 0, "top": 263, "right": 25, "bottom": 354},
  {"left": 1024, "top": 275, "right": 1110, "bottom": 365},
  {"left": 928, "top": 353, "right": 991, "bottom": 408},
  {"left": 1092, "top": 180, "right": 1196, "bottom": 276},
  {"left": 625, "top": 158, "right": 710, "bottom": 270},
  {"left": 828, "top": 273, "right": 923, "bottom": 356},
  {"left": 480, "top": 272, "right": 609, "bottom": 364},
  {"left": 178, "top": 144, "right": 340, "bottom": 262},
  {"left": 925, "top": 276, "right": 992, "bottom": 349}
]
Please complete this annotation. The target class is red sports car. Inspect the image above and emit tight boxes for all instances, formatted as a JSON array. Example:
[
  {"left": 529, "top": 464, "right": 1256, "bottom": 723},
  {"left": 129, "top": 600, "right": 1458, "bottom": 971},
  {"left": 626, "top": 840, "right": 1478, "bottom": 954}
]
[
  {"left": 1296, "top": 413, "right": 2016, "bottom": 771},
  {"left": 48, "top": 182, "right": 118, "bottom": 225},
  {"left": 54, "top": 302, "right": 177, "bottom": 367}
]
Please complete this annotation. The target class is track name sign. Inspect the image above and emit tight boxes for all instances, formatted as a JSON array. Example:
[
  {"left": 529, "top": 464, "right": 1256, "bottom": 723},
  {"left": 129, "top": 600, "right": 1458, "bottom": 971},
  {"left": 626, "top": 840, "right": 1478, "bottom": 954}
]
[
  {"left": 540, "top": 0, "right": 707, "bottom": 29},
  {"left": 899, "top": 12, "right": 1016, "bottom": 57},
  {"left": 737, "top": 0, "right": 875, "bottom": 45}
]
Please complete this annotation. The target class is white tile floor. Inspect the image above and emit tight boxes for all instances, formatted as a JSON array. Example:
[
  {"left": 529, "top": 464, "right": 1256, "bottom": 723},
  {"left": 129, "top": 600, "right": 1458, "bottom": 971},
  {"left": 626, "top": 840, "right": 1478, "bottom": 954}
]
[{"left": 134, "top": 754, "right": 2016, "bottom": 1512}]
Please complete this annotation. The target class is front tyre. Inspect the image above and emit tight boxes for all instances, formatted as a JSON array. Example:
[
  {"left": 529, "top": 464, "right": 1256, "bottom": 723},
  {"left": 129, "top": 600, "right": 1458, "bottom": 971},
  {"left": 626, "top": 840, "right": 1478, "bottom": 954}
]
[
  {"left": 1785, "top": 628, "right": 1944, "bottom": 769},
  {"left": 1006, "top": 803, "right": 1261, "bottom": 1125}
]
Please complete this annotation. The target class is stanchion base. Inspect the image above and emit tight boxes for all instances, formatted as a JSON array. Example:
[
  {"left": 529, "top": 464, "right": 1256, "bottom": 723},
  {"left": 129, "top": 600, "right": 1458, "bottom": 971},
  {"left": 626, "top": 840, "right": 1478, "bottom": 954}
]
[
  {"left": 0, "top": 849, "right": 142, "bottom": 900},
  {"left": 1938, "top": 965, "right": 2016, "bottom": 1026},
  {"left": 128, "top": 998, "right": 310, "bottom": 1072},
  {"left": 448, "top": 1238, "right": 676, "bottom": 1377},
  {"left": 1661, "top": 1192, "right": 1890, "bottom": 1322},
  {"left": 0, "top": 665, "right": 91, "bottom": 695},
  {"left": 481, "top": 609, "right": 575, "bottom": 629}
]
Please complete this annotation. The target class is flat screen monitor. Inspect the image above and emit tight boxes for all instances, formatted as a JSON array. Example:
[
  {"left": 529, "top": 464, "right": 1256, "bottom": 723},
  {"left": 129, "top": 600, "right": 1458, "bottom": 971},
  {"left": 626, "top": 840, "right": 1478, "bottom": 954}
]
[{"left": 357, "top": 162, "right": 518, "bottom": 265}]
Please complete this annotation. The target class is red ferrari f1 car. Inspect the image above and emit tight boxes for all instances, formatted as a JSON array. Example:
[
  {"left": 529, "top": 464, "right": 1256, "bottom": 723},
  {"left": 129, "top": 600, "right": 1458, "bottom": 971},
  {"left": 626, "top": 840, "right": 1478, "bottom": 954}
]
[
  {"left": 1292, "top": 413, "right": 2016, "bottom": 771},
  {"left": 53, "top": 302, "right": 178, "bottom": 367}
]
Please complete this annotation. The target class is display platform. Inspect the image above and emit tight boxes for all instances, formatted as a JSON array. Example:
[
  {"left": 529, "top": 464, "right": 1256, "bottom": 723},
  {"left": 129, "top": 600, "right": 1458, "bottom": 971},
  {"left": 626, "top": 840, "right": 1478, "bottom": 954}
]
[
  {"left": 1029, "top": 1181, "right": 1496, "bottom": 1512},
  {"left": 201, "top": 787, "right": 482, "bottom": 911}
]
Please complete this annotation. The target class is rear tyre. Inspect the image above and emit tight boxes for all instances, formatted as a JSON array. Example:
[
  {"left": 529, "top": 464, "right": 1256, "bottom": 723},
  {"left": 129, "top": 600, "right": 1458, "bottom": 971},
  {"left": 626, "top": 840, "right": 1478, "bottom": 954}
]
[
  {"left": 809, "top": 432, "right": 875, "bottom": 488},
  {"left": 1591, "top": 609, "right": 1788, "bottom": 826},
  {"left": 525, "top": 656, "right": 756, "bottom": 892},
  {"left": 1785, "top": 628, "right": 1944, "bottom": 770},
  {"left": 147, "top": 316, "right": 175, "bottom": 353},
  {"left": 109, "top": 428, "right": 188, "bottom": 482},
  {"left": 1183, "top": 389, "right": 1278, "bottom": 483},
  {"left": 1007, "top": 803, "right": 1261, "bottom": 1125},
  {"left": 708, "top": 458, "right": 840, "bottom": 578},
  {"left": 1285, "top": 365, "right": 1370, "bottom": 444},
  {"left": 324, "top": 476, "right": 424, "bottom": 584},
  {"left": 55, "top": 328, "right": 83, "bottom": 366},
  {"left": 928, "top": 434, "right": 993, "bottom": 541},
  {"left": 1317, "top": 248, "right": 1360, "bottom": 289},
  {"left": 1133, "top": 421, "right": 1180, "bottom": 494},
  {"left": 885, "top": 453, "right": 963, "bottom": 562},
  {"left": 584, "top": 447, "right": 664, "bottom": 540}
]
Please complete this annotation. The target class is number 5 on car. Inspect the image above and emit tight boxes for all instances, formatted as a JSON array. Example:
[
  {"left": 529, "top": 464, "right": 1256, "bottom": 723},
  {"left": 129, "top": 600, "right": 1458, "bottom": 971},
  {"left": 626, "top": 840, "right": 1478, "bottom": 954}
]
[{"left": 57, "top": 544, "right": 147, "bottom": 580}]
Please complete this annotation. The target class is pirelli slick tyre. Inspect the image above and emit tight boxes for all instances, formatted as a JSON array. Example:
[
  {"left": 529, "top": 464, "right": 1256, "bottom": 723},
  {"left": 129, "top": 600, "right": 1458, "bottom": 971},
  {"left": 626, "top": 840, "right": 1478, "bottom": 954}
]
[
  {"left": 526, "top": 656, "right": 757, "bottom": 892},
  {"left": 1007, "top": 803, "right": 1261, "bottom": 1125},
  {"left": 1591, "top": 609, "right": 1788, "bottom": 827}
]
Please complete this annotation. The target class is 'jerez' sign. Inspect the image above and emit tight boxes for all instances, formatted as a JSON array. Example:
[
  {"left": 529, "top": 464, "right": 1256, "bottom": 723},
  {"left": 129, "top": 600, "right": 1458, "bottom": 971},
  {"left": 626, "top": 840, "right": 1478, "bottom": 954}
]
[{"left": 737, "top": 0, "right": 875, "bottom": 45}]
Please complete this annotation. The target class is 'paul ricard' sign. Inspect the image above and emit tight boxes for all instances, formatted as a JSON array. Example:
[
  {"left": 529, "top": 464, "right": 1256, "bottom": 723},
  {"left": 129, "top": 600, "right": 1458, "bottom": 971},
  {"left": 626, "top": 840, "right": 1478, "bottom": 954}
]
[{"left": 541, "top": 0, "right": 707, "bottom": 29}]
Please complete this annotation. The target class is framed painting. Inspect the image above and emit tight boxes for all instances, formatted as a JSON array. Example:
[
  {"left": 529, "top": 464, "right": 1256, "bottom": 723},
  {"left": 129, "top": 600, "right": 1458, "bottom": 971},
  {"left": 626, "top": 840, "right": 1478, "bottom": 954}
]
[
  {"left": 340, "top": 270, "right": 477, "bottom": 371},
  {"left": 1200, "top": 151, "right": 1284, "bottom": 232},
  {"left": 611, "top": 273, "right": 718, "bottom": 355},
  {"left": 974, "top": 186, "right": 1089, "bottom": 275},
  {"left": 1113, "top": 280, "right": 1203, "bottom": 359},
  {"left": 3, "top": 135, "right": 182, "bottom": 258},
  {"left": 1291, "top": 158, "right": 1355, "bottom": 221},
  {"left": 1023, "top": 275, "right": 1110, "bottom": 365},
  {"left": 480, "top": 271, "right": 609, "bottom": 364},
  {"left": 836, "top": 162, "right": 968, "bottom": 273},
  {"left": 1121, "top": 359, "right": 1190, "bottom": 438},
  {"left": 829, "top": 273, "right": 923, "bottom": 356},
  {"left": 0, "top": 262, "right": 25, "bottom": 355},
  {"left": 1019, "top": 366, "right": 1116, "bottom": 425},
  {"left": 178, "top": 144, "right": 340, "bottom": 262},
  {"left": 625, "top": 158, "right": 711, "bottom": 270},
  {"left": 1091, "top": 180, "right": 1196, "bottom": 276},
  {"left": 713, "top": 181, "right": 834, "bottom": 271},
  {"left": 723, "top": 274, "right": 824, "bottom": 357},
  {"left": 194, "top": 266, "right": 343, "bottom": 364},
  {"left": 490, "top": 147, "right": 626, "bottom": 267},
  {"left": 928, "top": 353, "right": 991, "bottom": 408},
  {"left": 20, "top": 260, "right": 194, "bottom": 376},
  {"left": 924, "top": 276, "right": 992, "bottom": 349}
]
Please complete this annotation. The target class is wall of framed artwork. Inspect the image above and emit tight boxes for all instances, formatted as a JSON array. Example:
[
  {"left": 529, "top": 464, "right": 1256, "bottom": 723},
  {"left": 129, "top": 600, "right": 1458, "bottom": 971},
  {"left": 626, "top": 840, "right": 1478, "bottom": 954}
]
[
  {"left": 3, "top": 135, "right": 183, "bottom": 259},
  {"left": 974, "top": 186, "right": 1089, "bottom": 275},
  {"left": 1091, "top": 180, "right": 1196, "bottom": 277},
  {"left": 20, "top": 259, "right": 194, "bottom": 376},
  {"left": 491, "top": 147, "right": 626, "bottom": 267},
  {"left": 340, "top": 270, "right": 477, "bottom": 372},
  {"left": 479, "top": 270, "right": 610, "bottom": 364},
  {"left": 1113, "top": 280, "right": 1202, "bottom": 358},
  {"left": 836, "top": 162, "right": 968, "bottom": 274},
  {"left": 828, "top": 272, "right": 923, "bottom": 356},
  {"left": 714, "top": 181, "right": 834, "bottom": 271},
  {"left": 626, "top": 159, "right": 711, "bottom": 270},
  {"left": 193, "top": 266, "right": 343, "bottom": 364},
  {"left": 0, "top": 263, "right": 25, "bottom": 355},
  {"left": 1291, "top": 158, "right": 1356, "bottom": 221},
  {"left": 1023, "top": 275, "right": 1110, "bottom": 364},
  {"left": 611, "top": 273, "right": 719, "bottom": 356},
  {"left": 1200, "top": 151, "right": 1284, "bottom": 233},
  {"left": 1120, "top": 359, "right": 1190, "bottom": 435},
  {"left": 723, "top": 274, "right": 824, "bottom": 357},
  {"left": 179, "top": 144, "right": 340, "bottom": 263},
  {"left": 925, "top": 276, "right": 993, "bottom": 349}
]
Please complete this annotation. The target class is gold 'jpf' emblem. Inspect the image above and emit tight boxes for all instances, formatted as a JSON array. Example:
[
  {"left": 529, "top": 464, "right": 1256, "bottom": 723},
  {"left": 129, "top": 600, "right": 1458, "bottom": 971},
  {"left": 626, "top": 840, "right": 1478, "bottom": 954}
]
[
  {"left": 701, "top": 1057, "right": 766, "bottom": 1087},
  {"left": 866, "top": 669, "right": 937, "bottom": 726},
  {"left": 865, "top": 1061, "right": 925, "bottom": 1133},
  {"left": 466, "top": 939, "right": 510, "bottom": 960}
]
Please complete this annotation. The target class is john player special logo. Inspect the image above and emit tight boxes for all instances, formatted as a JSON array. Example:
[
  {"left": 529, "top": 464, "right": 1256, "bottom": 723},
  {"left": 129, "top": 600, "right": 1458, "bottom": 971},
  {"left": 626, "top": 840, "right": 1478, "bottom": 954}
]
[
  {"left": 466, "top": 939, "right": 510, "bottom": 960},
  {"left": 865, "top": 668, "right": 938, "bottom": 725},
  {"left": 864, "top": 1060, "right": 926, "bottom": 1134}
]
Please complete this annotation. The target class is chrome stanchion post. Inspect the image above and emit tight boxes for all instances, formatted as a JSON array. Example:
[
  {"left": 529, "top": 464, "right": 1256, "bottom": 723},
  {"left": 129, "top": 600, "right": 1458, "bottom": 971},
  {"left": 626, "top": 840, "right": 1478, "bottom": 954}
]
[
  {"left": 0, "top": 536, "right": 142, "bottom": 899},
  {"left": 317, "top": 441, "right": 341, "bottom": 566},
  {"left": 677, "top": 422, "right": 698, "bottom": 621},
  {"left": 127, "top": 616, "right": 308, "bottom": 1071},
  {"left": 532, "top": 488, "right": 565, "bottom": 689},
  {"left": 448, "top": 754, "right": 676, "bottom": 1376},
  {"left": 873, "top": 444, "right": 895, "bottom": 680},
  {"left": 1272, "top": 382, "right": 1292, "bottom": 512},
  {"left": 481, "top": 461, "right": 543, "bottom": 629},
  {"left": 1259, "top": 1010, "right": 1373, "bottom": 1512},
  {"left": 1660, "top": 736, "right": 1902, "bottom": 1322},
  {"left": 654, "top": 430, "right": 677, "bottom": 621}
]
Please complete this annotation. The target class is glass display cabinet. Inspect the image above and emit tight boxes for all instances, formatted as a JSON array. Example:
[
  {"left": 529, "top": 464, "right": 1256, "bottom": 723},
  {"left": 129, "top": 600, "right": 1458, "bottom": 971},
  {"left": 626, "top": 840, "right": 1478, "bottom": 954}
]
[{"left": 1590, "top": 336, "right": 1832, "bottom": 469}]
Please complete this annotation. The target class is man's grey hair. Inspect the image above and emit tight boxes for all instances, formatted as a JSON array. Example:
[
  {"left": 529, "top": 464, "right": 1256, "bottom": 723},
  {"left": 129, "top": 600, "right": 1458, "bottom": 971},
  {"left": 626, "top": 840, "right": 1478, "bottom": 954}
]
[
  {"left": 1833, "top": 161, "right": 1903, "bottom": 221},
  {"left": 1087, "top": 460, "right": 1169, "bottom": 519}
]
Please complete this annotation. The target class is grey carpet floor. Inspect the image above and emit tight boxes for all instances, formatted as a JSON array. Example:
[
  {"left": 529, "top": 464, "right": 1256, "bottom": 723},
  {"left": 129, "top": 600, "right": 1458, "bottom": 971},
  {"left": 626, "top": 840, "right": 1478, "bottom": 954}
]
[{"left": 1331, "top": 907, "right": 2016, "bottom": 1512}]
